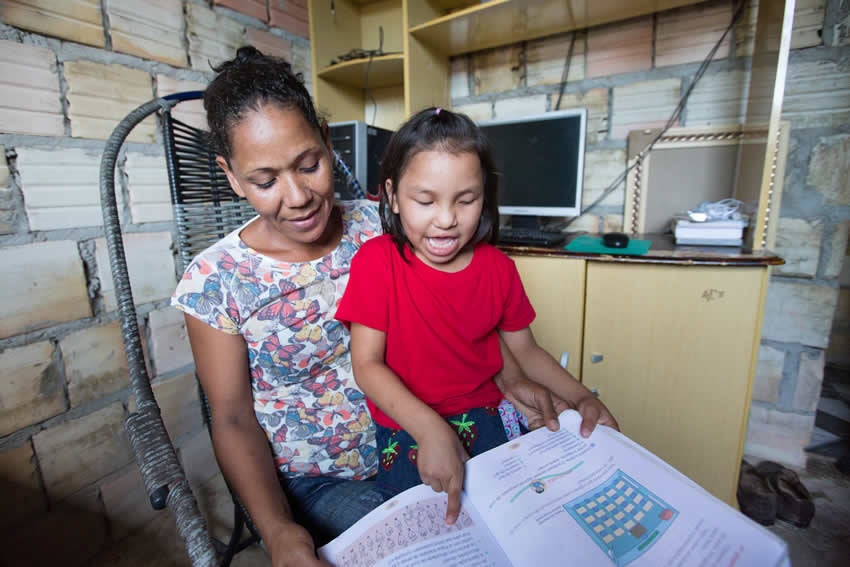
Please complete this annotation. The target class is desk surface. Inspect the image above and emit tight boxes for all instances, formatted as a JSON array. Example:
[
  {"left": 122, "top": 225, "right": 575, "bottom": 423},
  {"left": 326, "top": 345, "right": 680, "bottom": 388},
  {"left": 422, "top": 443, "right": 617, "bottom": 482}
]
[{"left": 500, "top": 233, "right": 784, "bottom": 267}]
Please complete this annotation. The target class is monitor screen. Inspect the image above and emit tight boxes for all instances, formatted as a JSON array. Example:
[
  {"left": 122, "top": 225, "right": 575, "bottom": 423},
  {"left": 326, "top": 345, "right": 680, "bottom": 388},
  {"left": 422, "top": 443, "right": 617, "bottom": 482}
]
[{"left": 478, "top": 109, "right": 586, "bottom": 221}]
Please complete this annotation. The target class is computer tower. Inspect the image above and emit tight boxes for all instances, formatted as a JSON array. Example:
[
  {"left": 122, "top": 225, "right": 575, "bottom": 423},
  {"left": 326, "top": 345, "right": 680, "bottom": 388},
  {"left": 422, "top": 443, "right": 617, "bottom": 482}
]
[{"left": 329, "top": 121, "right": 394, "bottom": 200}]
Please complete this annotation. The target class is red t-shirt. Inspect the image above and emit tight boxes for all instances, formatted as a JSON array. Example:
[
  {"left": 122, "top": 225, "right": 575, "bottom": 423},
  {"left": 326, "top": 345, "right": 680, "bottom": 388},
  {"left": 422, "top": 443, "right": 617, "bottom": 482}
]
[{"left": 335, "top": 234, "right": 536, "bottom": 429}]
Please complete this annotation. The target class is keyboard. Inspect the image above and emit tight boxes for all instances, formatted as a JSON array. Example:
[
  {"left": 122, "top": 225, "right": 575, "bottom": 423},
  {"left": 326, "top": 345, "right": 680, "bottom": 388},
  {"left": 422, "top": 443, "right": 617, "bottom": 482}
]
[{"left": 497, "top": 227, "right": 566, "bottom": 247}]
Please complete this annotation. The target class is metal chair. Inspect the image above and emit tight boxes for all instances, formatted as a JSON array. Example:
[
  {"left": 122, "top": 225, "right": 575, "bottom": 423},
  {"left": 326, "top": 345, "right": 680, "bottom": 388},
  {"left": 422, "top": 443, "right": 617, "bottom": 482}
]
[{"left": 99, "top": 91, "right": 363, "bottom": 565}]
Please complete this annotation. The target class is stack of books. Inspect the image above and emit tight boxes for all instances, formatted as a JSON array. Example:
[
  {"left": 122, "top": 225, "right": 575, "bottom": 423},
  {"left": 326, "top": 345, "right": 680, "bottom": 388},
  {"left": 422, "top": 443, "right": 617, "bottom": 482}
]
[{"left": 673, "top": 217, "right": 747, "bottom": 246}]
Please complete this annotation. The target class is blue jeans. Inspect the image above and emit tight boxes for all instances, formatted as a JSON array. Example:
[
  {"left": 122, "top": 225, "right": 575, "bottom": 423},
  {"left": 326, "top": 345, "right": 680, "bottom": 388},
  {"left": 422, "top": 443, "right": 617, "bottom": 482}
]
[
  {"left": 374, "top": 406, "right": 509, "bottom": 493},
  {"left": 282, "top": 475, "right": 399, "bottom": 545}
]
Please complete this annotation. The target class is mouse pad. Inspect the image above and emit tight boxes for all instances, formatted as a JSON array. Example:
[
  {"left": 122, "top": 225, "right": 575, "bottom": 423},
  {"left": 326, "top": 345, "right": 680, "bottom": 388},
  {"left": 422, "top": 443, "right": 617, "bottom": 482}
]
[{"left": 564, "top": 235, "right": 651, "bottom": 255}]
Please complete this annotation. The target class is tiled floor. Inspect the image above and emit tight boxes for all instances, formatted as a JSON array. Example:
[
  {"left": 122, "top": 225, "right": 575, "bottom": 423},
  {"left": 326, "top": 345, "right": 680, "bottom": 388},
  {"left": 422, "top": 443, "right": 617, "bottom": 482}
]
[{"left": 93, "top": 454, "right": 850, "bottom": 566}]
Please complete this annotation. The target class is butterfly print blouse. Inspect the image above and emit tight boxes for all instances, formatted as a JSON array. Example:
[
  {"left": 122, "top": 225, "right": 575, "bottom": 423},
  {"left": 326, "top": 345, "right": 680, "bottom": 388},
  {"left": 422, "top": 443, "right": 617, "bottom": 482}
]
[{"left": 172, "top": 200, "right": 382, "bottom": 479}]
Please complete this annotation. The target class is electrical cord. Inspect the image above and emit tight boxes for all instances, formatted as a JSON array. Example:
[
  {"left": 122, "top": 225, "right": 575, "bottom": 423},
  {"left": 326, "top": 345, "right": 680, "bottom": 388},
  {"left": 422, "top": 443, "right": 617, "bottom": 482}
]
[
  {"left": 365, "top": 27, "right": 382, "bottom": 126},
  {"left": 554, "top": 30, "right": 578, "bottom": 111},
  {"left": 365, "top": 52, "right": 377, "bottom": 125},
  {"left": 537, "top": 31, "right": 578, "bottom": 233},
  {"left": 329, "top": 27, "right": 384, "bottom": 126},
  {"left": 333, "top": 149, "right": 366, "bottom": 199},
  {"left": 328, "top": 27, "right": 391, "bottom": 67},
  {"left": 688, "top": 198, "right": 748, "bottom": 222},
  {"left": 564, "top": 0, "right": 748, "bottom": 229}
]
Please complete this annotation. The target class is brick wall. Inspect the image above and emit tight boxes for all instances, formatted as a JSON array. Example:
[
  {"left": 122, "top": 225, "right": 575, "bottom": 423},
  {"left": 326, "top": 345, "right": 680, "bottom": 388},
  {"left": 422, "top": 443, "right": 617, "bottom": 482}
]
[
  {"left": 0, "top": 1, "right": 309, "bottom": 564},
  {"left": 450, "top": 0, "right": 850, "bottom": 467},
  {"left": 0, "top": 1, "right": 847, "bottom": 563}
]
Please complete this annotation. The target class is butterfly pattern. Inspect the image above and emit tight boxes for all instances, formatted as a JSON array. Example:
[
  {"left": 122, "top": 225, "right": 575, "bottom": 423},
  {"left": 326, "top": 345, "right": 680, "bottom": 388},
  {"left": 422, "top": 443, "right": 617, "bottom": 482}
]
[
  {"left": 177, "top": 273, "right": 223, "bottom": 316},
  {"left": 172, "top": 201, "right": 382, "bottom": 479}
]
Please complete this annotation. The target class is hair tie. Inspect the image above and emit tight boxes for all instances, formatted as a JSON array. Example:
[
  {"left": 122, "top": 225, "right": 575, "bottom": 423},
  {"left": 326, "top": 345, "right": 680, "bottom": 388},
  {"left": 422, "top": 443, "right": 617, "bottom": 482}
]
[{"left": 435, "top": 107, "right": 441, "bottom": 116}]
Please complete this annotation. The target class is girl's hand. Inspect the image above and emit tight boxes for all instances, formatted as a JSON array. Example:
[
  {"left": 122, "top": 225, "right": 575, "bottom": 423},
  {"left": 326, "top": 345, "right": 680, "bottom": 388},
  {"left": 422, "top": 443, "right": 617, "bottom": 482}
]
[
  {"left": 415, "top": 420, "right": 470, "bottom": 525},
  {"left": 575, "top": 394, "right": 619, "bottom": 438}
]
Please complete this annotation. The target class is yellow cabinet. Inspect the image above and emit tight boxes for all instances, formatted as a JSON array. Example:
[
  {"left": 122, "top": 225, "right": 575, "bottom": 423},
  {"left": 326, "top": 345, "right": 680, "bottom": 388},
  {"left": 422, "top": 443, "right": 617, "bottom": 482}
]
[
  {"left": 513, "top": 255, "right": 585, "bottom": 378},
  {"left": 581, "top": 262, "right": 768, "bottom": 505}
]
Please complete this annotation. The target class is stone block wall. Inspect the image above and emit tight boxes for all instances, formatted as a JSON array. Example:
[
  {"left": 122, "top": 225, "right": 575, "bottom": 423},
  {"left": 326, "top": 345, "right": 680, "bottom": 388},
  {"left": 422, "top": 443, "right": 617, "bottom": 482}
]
[
  {"left": 0, "top": 1, "right": 309, "bottom": 565},
  {"left": 0, "top": 1, "right": 846, "bottom": 563},
  {"left": 450, "top": 0, "right": 849, "bottom": 467}
]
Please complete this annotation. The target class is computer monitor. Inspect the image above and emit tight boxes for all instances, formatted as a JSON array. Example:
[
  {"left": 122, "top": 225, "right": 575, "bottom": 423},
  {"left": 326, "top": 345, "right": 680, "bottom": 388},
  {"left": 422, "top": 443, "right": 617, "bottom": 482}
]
[{"left": 478, "top": 109, "right": 586, "bottom": 229}]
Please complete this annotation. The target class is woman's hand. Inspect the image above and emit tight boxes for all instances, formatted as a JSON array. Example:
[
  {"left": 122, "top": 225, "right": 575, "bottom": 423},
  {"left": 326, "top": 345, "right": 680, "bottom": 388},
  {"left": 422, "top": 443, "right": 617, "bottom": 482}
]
[
  {"left": 499, "top": 328, "right": 620, "bottom": 438},
  {"left": 415, "top": 419, "right": 470, "bottom": 525},
  {"left": 574, "top": 393, "right": 619, "bottom": 438},
  {"left": 497, "top": 373, "right": 562, "bottom": 432},
  {"left": 497, "top": 364, "right": 619, "bottom": 438},
  {"left": 266, "top": 522, "right": 331, "bottom": 567}
]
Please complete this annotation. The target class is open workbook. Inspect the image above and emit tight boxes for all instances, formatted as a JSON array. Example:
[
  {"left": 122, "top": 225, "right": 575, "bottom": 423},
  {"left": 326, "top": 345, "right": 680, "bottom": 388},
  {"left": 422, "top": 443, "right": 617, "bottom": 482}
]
[{"left": 318, "top": 411, "right": 789, "bottom": 567}]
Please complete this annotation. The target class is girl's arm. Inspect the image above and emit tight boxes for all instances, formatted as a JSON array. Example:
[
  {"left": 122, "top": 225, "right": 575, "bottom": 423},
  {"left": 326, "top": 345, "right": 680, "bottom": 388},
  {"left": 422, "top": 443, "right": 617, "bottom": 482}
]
[
  {"left": 493, "top": 337, "right": 563, "bottom": 432},
  {"left": 184, "top": 315, "right": 328, "bottom": 567},
  {"left": 500, "top": 326, "right": 619, "bottom": 437},
  {"left": 349, "top": 322, "right": 469, "bottom": 524}
]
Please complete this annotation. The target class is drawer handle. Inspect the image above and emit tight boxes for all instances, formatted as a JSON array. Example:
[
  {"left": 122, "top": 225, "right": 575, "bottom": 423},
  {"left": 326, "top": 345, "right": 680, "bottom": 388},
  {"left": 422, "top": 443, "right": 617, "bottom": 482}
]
[{"left": 591, "top": 353, "right": 604, "bottom": 363}]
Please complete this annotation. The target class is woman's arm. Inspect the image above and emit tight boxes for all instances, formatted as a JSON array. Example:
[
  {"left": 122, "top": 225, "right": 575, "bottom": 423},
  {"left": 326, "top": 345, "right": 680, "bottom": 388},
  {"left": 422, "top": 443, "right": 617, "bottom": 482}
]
[
  {"left": 184, "top": 315, "right": 328, "bottom": 566},
  {"left": 500, "top": 327, "right": 619, "bottom": 437},
  {"left": 349, "top": 322, "right": 468, "bottom": 524}
]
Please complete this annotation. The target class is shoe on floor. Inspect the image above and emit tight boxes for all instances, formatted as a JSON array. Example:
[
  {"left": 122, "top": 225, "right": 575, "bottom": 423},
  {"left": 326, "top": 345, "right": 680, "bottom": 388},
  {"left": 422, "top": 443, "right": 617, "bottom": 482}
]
[
  {"left": 737, "top": 460, "right": 777, "bottom": 525},
  {"left": 755, "top": 460, "right": 816, "bottom": 528}
]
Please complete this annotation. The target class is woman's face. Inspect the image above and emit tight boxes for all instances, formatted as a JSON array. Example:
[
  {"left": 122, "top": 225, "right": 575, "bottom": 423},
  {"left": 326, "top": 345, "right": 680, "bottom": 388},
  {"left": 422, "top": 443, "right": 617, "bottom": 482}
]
[{"left": 218, "top": 103, "right": 336, "bottom": 251}]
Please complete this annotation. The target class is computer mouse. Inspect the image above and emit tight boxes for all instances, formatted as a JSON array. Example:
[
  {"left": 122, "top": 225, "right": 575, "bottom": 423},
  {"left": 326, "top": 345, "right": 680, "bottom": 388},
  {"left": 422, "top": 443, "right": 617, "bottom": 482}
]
[{"left": 602, "top": 232, "right": 630, "bottom": 248}]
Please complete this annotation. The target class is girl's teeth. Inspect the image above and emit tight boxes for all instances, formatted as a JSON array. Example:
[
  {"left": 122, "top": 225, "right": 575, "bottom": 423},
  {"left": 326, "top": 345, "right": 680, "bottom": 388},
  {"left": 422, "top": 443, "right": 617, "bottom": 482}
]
[{"left": 429, "top": 237, "right": 455, "bottom": 249}]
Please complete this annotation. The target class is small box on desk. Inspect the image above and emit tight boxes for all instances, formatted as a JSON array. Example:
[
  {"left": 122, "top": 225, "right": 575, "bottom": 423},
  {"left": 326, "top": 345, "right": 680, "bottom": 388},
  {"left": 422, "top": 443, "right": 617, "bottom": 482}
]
[{"left": 673, "top": 218, "right": 747, "bottom": 246}]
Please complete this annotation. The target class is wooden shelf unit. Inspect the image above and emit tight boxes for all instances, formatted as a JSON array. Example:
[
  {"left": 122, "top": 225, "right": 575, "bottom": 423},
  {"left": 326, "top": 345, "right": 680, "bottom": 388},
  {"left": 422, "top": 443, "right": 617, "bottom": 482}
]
[
  {"left": 408, "top": 0, "right": 710, "bottom": 57},
  {"left": 309, "top": 0, "right": 408, "bottom": 129},
  {"left": 316, "top": 54, "right": 405, "bottom": 89},
  {"left": 309, "top": 0, "right": 713, "bottom": 127}
]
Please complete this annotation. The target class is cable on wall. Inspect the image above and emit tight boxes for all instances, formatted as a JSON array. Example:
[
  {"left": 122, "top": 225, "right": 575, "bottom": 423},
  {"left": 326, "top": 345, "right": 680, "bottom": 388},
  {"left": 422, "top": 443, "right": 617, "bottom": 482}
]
[
  {"left": 364, "top": 27, "right": 384, "bottom": 126},
  {"left": 554, "top": 31, "right": 579, "bottom": 112},
  {"left": 564, "top": 0, "right": 748, "bottom": 228}
]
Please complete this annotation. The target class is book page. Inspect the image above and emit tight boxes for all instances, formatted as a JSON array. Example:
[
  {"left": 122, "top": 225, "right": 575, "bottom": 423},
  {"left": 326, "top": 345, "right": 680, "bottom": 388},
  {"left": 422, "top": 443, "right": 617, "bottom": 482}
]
[
  {"left": 318, "top": 483, "right": 511, "bottom": 566},
  {"left": 464, "top": 410, "right": 788, "bottom": 567}
]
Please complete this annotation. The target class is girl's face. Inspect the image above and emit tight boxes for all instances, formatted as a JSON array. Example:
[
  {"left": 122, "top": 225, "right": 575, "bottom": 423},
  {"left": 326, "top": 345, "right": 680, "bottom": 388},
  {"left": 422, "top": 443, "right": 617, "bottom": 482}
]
[
  {"left": 217, "top": 103, "right": 336, "bottom": 255},
  {"left": 388, "top": 149, "right": 484, "bottom": 272}
]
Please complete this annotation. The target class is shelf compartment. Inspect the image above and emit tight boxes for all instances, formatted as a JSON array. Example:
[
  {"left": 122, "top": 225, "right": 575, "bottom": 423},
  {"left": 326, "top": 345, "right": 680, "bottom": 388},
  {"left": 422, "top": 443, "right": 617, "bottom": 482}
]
[
  {"left": 410, "top": 0, "right": 711, "bottom": 56},
  {"left": 316, "top": 54, "right": 405, "bottom": 89}
]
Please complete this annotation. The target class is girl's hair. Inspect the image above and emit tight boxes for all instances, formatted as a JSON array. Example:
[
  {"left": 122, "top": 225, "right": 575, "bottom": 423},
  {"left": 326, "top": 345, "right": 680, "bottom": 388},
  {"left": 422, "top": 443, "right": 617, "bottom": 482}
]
[
  {"left": 203, "top": 46, "right": 322, "bottom": 162},
  {"left": 379, "top": 107, "right": 500, "bottom": 253}
]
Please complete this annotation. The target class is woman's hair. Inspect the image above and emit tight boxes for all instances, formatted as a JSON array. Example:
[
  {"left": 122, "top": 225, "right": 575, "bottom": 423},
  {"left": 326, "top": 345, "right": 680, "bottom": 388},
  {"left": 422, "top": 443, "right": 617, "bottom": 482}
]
[
  {"left": 203, "top": 46, "right": 322, "bottom": 162},
  {"left": 378, "top": 106, "right": 500, "bottom": 254}
]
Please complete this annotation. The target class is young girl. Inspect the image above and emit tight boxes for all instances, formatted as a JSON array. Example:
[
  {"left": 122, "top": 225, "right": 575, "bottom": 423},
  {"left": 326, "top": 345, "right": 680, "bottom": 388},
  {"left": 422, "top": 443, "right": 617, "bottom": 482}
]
[{"left": 336, "top": 107, "right": 618, "bottom": 525}]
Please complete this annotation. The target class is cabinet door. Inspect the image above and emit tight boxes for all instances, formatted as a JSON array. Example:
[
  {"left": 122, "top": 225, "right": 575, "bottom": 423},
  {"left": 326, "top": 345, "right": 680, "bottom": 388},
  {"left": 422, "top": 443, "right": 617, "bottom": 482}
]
[
  {"left": 582, "top": 262, "right": 767, "bottom": 504},
  {"left": 512, "top": 256, "right": 585, "bottom": 379}
]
